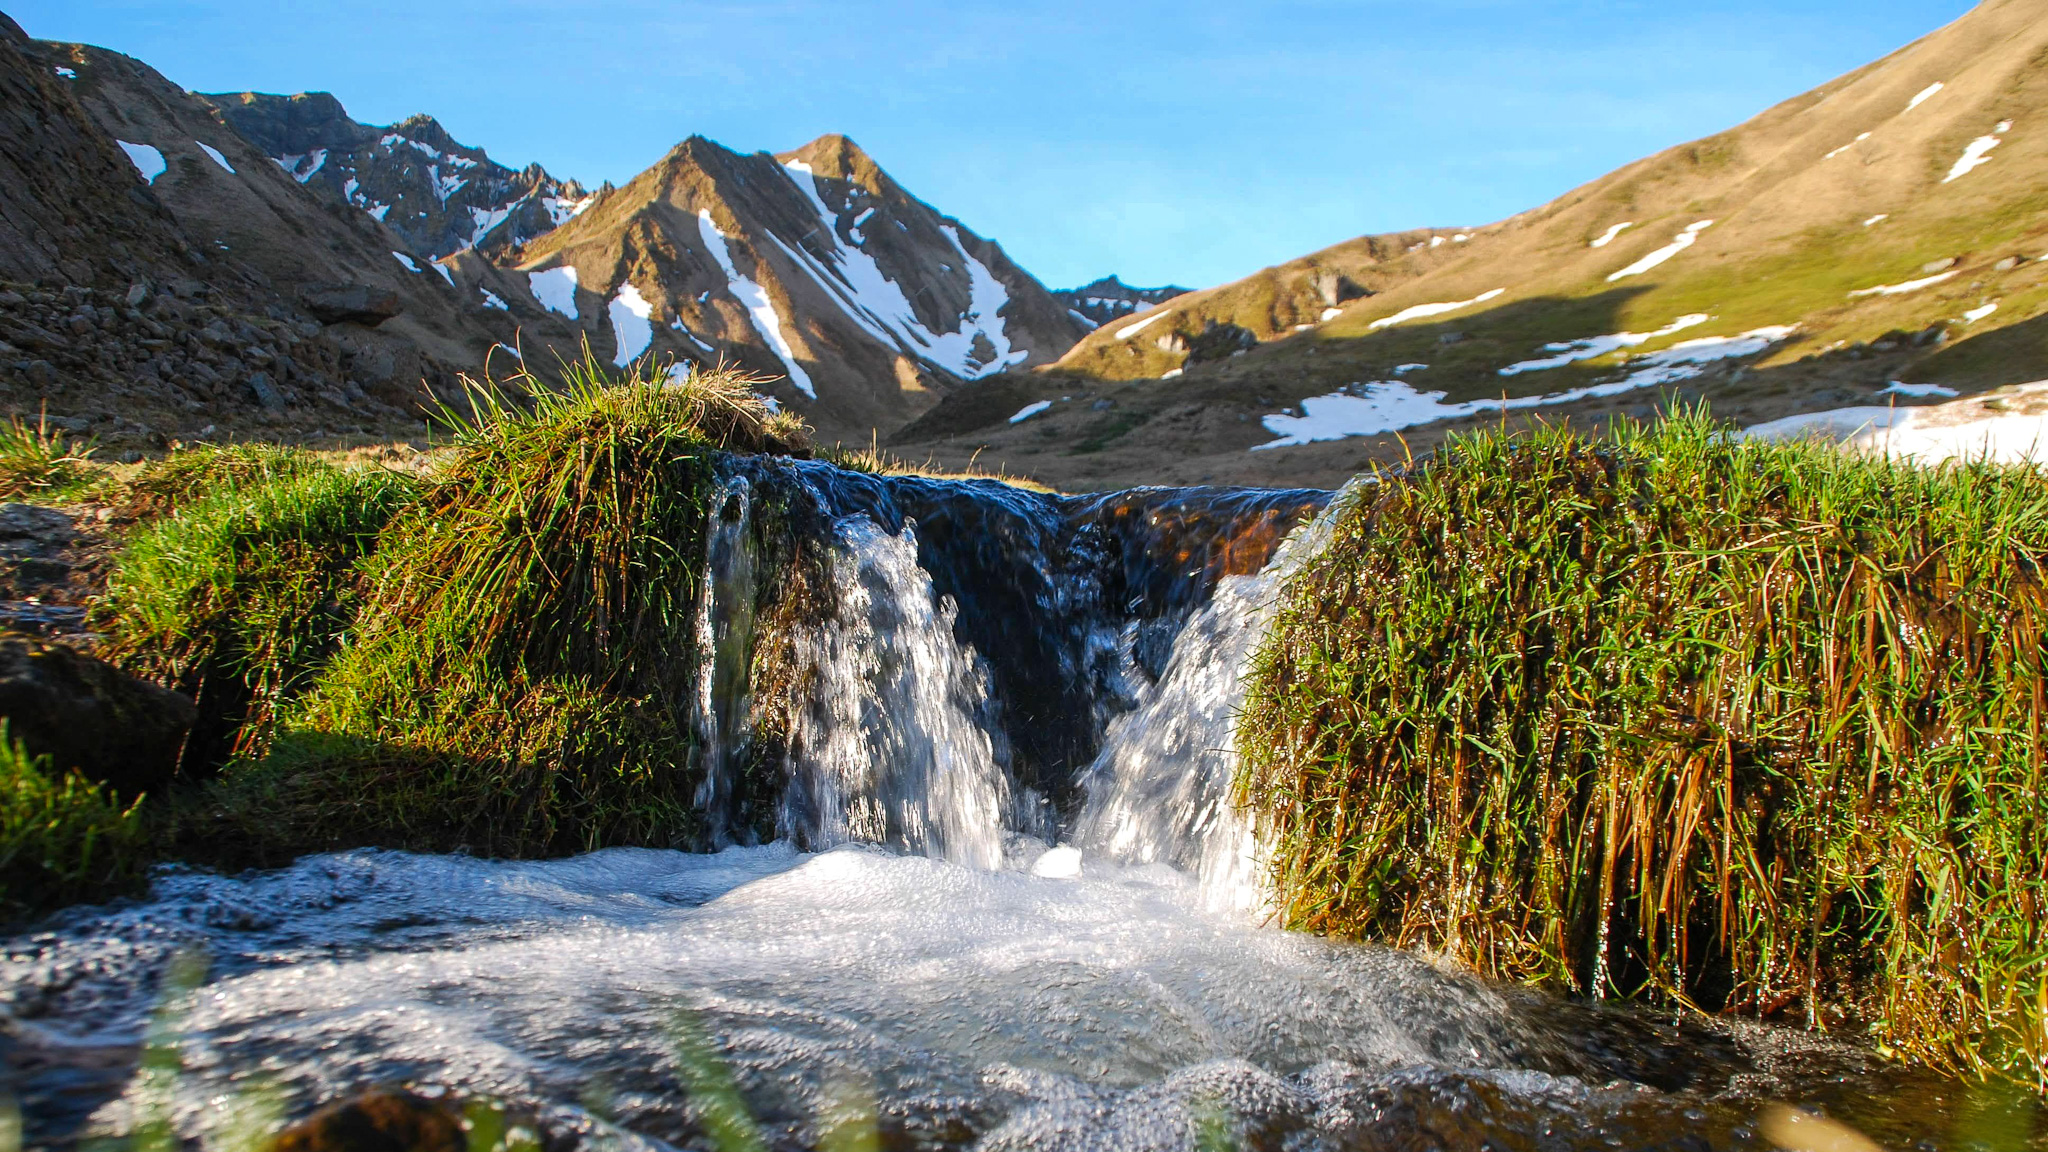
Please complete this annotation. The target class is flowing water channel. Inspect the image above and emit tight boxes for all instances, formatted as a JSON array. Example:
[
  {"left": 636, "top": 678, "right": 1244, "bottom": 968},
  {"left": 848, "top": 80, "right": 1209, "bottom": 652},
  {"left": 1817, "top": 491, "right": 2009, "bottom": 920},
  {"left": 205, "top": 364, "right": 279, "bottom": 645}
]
[{"left": 4, "top": 464, "right": 2043, "bottom": 1151}]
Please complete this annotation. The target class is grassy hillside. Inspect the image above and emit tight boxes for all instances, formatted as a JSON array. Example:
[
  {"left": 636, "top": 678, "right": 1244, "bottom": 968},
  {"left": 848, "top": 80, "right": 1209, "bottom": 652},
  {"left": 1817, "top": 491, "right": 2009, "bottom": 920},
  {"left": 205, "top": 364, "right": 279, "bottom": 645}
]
[{"left": 896, "top": 0, "right": 2048, "bottom": 491}]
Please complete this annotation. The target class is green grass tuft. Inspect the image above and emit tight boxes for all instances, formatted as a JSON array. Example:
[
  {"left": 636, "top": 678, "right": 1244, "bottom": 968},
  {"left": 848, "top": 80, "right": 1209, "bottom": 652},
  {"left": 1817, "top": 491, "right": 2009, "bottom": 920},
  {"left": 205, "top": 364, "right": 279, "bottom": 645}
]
[
  {"left": 114, "top": 443, "right": 329, "bottom": 521},
  {"left": 0, "top": 722, "right": 145, "bottom": 920},
  {"left": 0, "top": 408, "right": 98, "bottom": 501},
  {"left": 95, "top": 460, "right": 423, "bottom": 768},
  {"left": 239, "top": 361, "right": 799, "bottom": 858},
  {"left": 1240, "top": 410, "right": 2048, "bottom": 1084}
]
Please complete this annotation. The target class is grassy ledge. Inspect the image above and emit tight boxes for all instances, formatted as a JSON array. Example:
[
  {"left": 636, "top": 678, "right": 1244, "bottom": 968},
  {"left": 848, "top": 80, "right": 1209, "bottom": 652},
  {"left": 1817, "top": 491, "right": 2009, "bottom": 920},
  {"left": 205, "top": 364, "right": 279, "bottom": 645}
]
[
  {"left": 1238, "top": 412, "right": 2048, "bottom": 1084},
  {"left": 0, "top": 723, "right": 145, "bottom": 917}
]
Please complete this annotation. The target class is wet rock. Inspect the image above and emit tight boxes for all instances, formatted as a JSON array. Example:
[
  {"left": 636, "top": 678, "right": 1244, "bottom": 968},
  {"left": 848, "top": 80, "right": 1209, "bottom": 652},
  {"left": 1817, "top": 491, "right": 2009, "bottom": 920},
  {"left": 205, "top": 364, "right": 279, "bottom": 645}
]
[
  {"left": 0, "top": 636, "right": 196, "bottom": 797},
  {"left": 266, "top": 1089, "right": 465, "bottom": 1152},
  {"left": 298, "top": 283, "right": 401, "bottom": 327}
]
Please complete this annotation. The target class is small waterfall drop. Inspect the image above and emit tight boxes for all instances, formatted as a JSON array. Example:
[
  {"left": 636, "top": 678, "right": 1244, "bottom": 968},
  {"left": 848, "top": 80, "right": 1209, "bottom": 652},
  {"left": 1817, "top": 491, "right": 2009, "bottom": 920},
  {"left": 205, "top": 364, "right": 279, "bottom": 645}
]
[
  {"left": 1071, "top": 477, "right": 1370, "bottom": 913},
  {"left": 778, "top": 516, "right": 1020, "bottom": 868}
]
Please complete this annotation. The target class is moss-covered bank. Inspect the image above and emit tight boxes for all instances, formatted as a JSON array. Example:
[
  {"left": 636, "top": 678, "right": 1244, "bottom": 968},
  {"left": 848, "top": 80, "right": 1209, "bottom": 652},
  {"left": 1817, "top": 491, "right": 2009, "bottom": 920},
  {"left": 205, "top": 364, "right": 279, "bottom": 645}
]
[{"left": 1239, "top": 413, "right": 2048, "bottom": 1084}]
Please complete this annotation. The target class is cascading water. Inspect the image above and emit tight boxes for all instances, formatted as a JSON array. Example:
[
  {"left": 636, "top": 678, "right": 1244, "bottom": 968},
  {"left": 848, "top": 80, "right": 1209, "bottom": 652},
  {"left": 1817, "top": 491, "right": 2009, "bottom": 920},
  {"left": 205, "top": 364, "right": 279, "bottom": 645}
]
[
  {"left": 0, "top": 465, "right": 1989, "bottom": 1152},
  {"left": 778, "top": 516, "right": 1021, "bottom": 868}
]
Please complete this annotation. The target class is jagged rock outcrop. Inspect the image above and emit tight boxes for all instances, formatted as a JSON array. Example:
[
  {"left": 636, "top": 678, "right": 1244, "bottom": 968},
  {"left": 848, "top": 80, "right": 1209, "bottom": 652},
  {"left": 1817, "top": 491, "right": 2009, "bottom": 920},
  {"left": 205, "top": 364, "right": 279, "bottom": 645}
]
[{"left": 208, "top": 92, "right": 590, "bottom": 262}]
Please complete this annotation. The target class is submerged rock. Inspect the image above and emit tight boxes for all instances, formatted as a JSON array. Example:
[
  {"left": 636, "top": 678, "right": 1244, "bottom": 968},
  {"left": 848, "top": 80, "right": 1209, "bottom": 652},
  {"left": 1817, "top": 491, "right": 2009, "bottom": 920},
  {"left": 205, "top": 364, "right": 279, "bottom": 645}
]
[
  {"left": 0, "top": 635, "right": 194, "bottom": 795},
  {"left": 266, "top": 1090, "right": 465, "bottom": 1152}
]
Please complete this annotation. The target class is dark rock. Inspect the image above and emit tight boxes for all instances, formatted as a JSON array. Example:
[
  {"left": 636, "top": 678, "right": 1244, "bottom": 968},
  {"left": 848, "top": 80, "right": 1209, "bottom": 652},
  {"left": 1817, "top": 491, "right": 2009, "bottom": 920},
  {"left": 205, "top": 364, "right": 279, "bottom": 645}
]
[
  {"left": 265, "top": 1089, "right": 465, "bottom": 1152},
  {"left": 247, "top": 371, "right": 284, "bottom": 410},
  {"left": 25, "top": 360, "right": 54, "bottom": 387},
  {"left": 0, "top": 637, "right": 195, "bottom": 797},
  {"left": 124, "top": 281, "right": 151, "bottom": 308},
  {"left": 298, "top": 283, "right": 401, "bottom": 327}
]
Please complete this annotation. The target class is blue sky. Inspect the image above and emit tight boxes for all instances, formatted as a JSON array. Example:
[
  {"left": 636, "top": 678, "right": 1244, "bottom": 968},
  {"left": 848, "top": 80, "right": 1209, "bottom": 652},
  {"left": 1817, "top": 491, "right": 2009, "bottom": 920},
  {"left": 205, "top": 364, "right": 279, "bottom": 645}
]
[{"left": 17, "top": 1, "right": 1975, "bottom": 290}]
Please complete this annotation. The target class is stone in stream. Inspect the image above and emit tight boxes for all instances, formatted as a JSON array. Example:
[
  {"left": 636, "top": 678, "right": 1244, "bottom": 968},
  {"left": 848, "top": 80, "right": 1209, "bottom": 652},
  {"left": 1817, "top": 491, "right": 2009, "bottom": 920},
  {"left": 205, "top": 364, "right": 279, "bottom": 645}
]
[
  {"left": 265, "top": 1090, "right": 465, "bottom": 1152},
  {"left": 0, "top": 635, "right": 195, "bottom": 796}
]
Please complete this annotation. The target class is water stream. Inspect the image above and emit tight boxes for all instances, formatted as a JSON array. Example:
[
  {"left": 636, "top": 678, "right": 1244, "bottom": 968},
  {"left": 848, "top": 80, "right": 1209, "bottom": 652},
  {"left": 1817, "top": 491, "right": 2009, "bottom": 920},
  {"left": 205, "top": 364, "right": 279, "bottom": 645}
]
[{"left": 3, "top": 465, "right": 2038, "bottom": 1150}]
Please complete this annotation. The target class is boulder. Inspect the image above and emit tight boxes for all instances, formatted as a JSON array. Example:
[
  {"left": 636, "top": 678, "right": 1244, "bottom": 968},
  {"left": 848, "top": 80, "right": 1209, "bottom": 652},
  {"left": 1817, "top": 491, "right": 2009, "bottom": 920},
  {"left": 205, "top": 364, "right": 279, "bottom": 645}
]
[
  {"left": 0, "top": 636, "right": 196, "bottom": 797},
  {"left": 266, "top": 1090, "right": 465, "bottom": 1152},
  {"left": 298, "top": 283, "right": 401, "bottom": 327}
]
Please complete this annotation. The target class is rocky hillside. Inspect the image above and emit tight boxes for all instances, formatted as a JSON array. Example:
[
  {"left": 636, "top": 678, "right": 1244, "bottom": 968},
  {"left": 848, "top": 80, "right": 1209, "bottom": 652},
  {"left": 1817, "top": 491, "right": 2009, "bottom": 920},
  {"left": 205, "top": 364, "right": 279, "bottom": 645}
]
[
  {"left": 1054, "top": 276, "right": 1189, "bottom": 328},
  {"left": 897, "top": 0, "right": 2048, "bottom": 491},
  {"left": 208, "top": 92, "right": 592, "bottom": 263},
  {"left": 0, "top": 22, "right": 414, "bottom": 448},
  {"left": 513, "top": 133, "right": 1087, "bottom": 442}
]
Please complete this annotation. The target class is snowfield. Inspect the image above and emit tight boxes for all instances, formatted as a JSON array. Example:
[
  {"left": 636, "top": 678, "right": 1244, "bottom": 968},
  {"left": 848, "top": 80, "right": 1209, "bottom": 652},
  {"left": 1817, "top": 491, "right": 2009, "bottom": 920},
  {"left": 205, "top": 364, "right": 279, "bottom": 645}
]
[
  {"left": 776, "top": 162, "right": 1027, "bottom": 379},
  {"left": 1743, "top": 381, "right": 2048, "bottom": 465},
  {"left": 1255, "top": 324, "right": 1795, "bottom": 449},
  {"left": 1499, "top": 314, "right": 1709, "bottom": 376},
  {"left": 528, "top": 266, "right": 580, "bottom": 319},
  {"left": 698, "top": 209, "right": 815, "bottom": 399},
  {"left": 608, "top": 283, "right": 655, "bottom": 366}
]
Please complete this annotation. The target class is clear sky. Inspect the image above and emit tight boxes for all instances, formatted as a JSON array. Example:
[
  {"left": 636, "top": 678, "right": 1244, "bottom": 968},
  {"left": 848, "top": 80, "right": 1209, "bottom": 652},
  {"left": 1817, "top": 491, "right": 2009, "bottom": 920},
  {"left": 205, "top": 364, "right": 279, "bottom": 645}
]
[{"left": 15, "top": 1, "right": 1976, "bottom": 291}]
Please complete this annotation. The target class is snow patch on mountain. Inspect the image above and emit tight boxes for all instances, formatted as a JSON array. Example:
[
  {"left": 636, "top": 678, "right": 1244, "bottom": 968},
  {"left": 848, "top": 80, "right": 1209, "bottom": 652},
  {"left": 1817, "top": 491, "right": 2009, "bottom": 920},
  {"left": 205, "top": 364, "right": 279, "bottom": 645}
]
[
  {"left": 1589, "top": 223, "right": 1633, "bottom": 248},
  {"left": 1499, "top": 313, "right": 1710, "bottom": 376},
  {"left": 1009, "top": 400, "right": 1052, "bottom": 423},
  {"left": 1256, "top": 324, "right": 1795, "bottom": 448},
  {"left": 1366, "top": 288, "right": 1505, "bottom": 331},
  {"left": 1944, "top": 126, "right": 2007, "bottom": 183},
  {"left": 117, "top": 141, "right": 165, "bottom": 183},
  {"left": 1907, "top": 82, "right": 1945, "bottom": 111},
  {"left": 1848, "top": 270, "right": 1957, "bottom": 297},
  {"left": 528, "top": 265, "right": 579, "bottom": 319},
  {"left": 196, "top": 141, "right": 235, "bottom": 174},
  {"left": 774, "top": 161, "right": 1025, "bottom": 379},
  {"left": 609, "top": 283, "right": 655, "bottom": 366},
  {"left": 1607, "top": 221, "right": 1713, "bottom": 282},
  {"left": 698, "top": 209, "right": 815, "bottom": 399}
]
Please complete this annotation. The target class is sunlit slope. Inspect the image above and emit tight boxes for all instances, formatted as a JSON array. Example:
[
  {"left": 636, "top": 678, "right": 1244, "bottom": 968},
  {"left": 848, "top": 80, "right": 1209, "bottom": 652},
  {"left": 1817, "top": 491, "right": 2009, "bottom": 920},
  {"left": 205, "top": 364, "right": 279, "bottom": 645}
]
[{"left": 1052, "top": 0, "right": 2048, "bottom": 405}]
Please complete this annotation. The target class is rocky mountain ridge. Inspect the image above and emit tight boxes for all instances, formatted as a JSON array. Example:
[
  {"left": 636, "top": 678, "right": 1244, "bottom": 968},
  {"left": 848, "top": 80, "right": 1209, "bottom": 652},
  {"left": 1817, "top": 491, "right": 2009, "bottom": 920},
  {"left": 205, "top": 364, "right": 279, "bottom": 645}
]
[
  {"left": 2, "top": 11, "right": 1090, "bottom": 450},
  {"left": 511, "top": 132, "right": 1086, "bottom": 442},
  {"left": 208, "top": 92, "right": 592, "bottom": 263},
  {"left": 1053, "top": 276, "right": 1190, "bottom": 328}
]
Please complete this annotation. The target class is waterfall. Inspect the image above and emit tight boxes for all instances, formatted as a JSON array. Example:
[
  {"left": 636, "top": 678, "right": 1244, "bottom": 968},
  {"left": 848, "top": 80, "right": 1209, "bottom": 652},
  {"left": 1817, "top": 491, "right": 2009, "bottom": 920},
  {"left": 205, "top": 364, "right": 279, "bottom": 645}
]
[
  {"left": 686, "top": 461, "right": 1335, "bottom": 895},
  {"left": 778, "top": 516, "right": 1020, "bottom": 868},
  {"left": 1071, "top": 476, "right": 1370, "bottom": 913}
]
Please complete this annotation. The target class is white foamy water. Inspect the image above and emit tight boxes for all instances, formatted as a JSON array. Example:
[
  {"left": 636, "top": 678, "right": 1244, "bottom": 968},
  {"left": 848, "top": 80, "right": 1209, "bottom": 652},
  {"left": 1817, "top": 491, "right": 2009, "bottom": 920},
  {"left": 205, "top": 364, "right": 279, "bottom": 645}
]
[{"left": 22, "top": 844, "right": 1657, "bottom": 1152}]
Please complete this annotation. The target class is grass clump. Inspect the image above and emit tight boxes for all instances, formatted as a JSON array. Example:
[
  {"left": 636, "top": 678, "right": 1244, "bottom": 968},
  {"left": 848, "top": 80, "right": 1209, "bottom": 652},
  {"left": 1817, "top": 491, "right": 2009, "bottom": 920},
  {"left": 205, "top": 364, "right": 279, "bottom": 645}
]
[
  {"left": 0, "top": 409, "right": 98, "bottom": 500},
  {"left": 114, "top": 442, "right": 328, "bottom": 521},
  {"left": 96, "top": 460, "right": 422, "bottom": 768},
  {"left": 1239, "top": 411, "right": 2048, "bottom": 1084},
  {"left": 243, "top": 362, "right": 799, "bottom": 858},
  {"left": 0, "top": 723, "right": 146, "bottom": 919}
]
